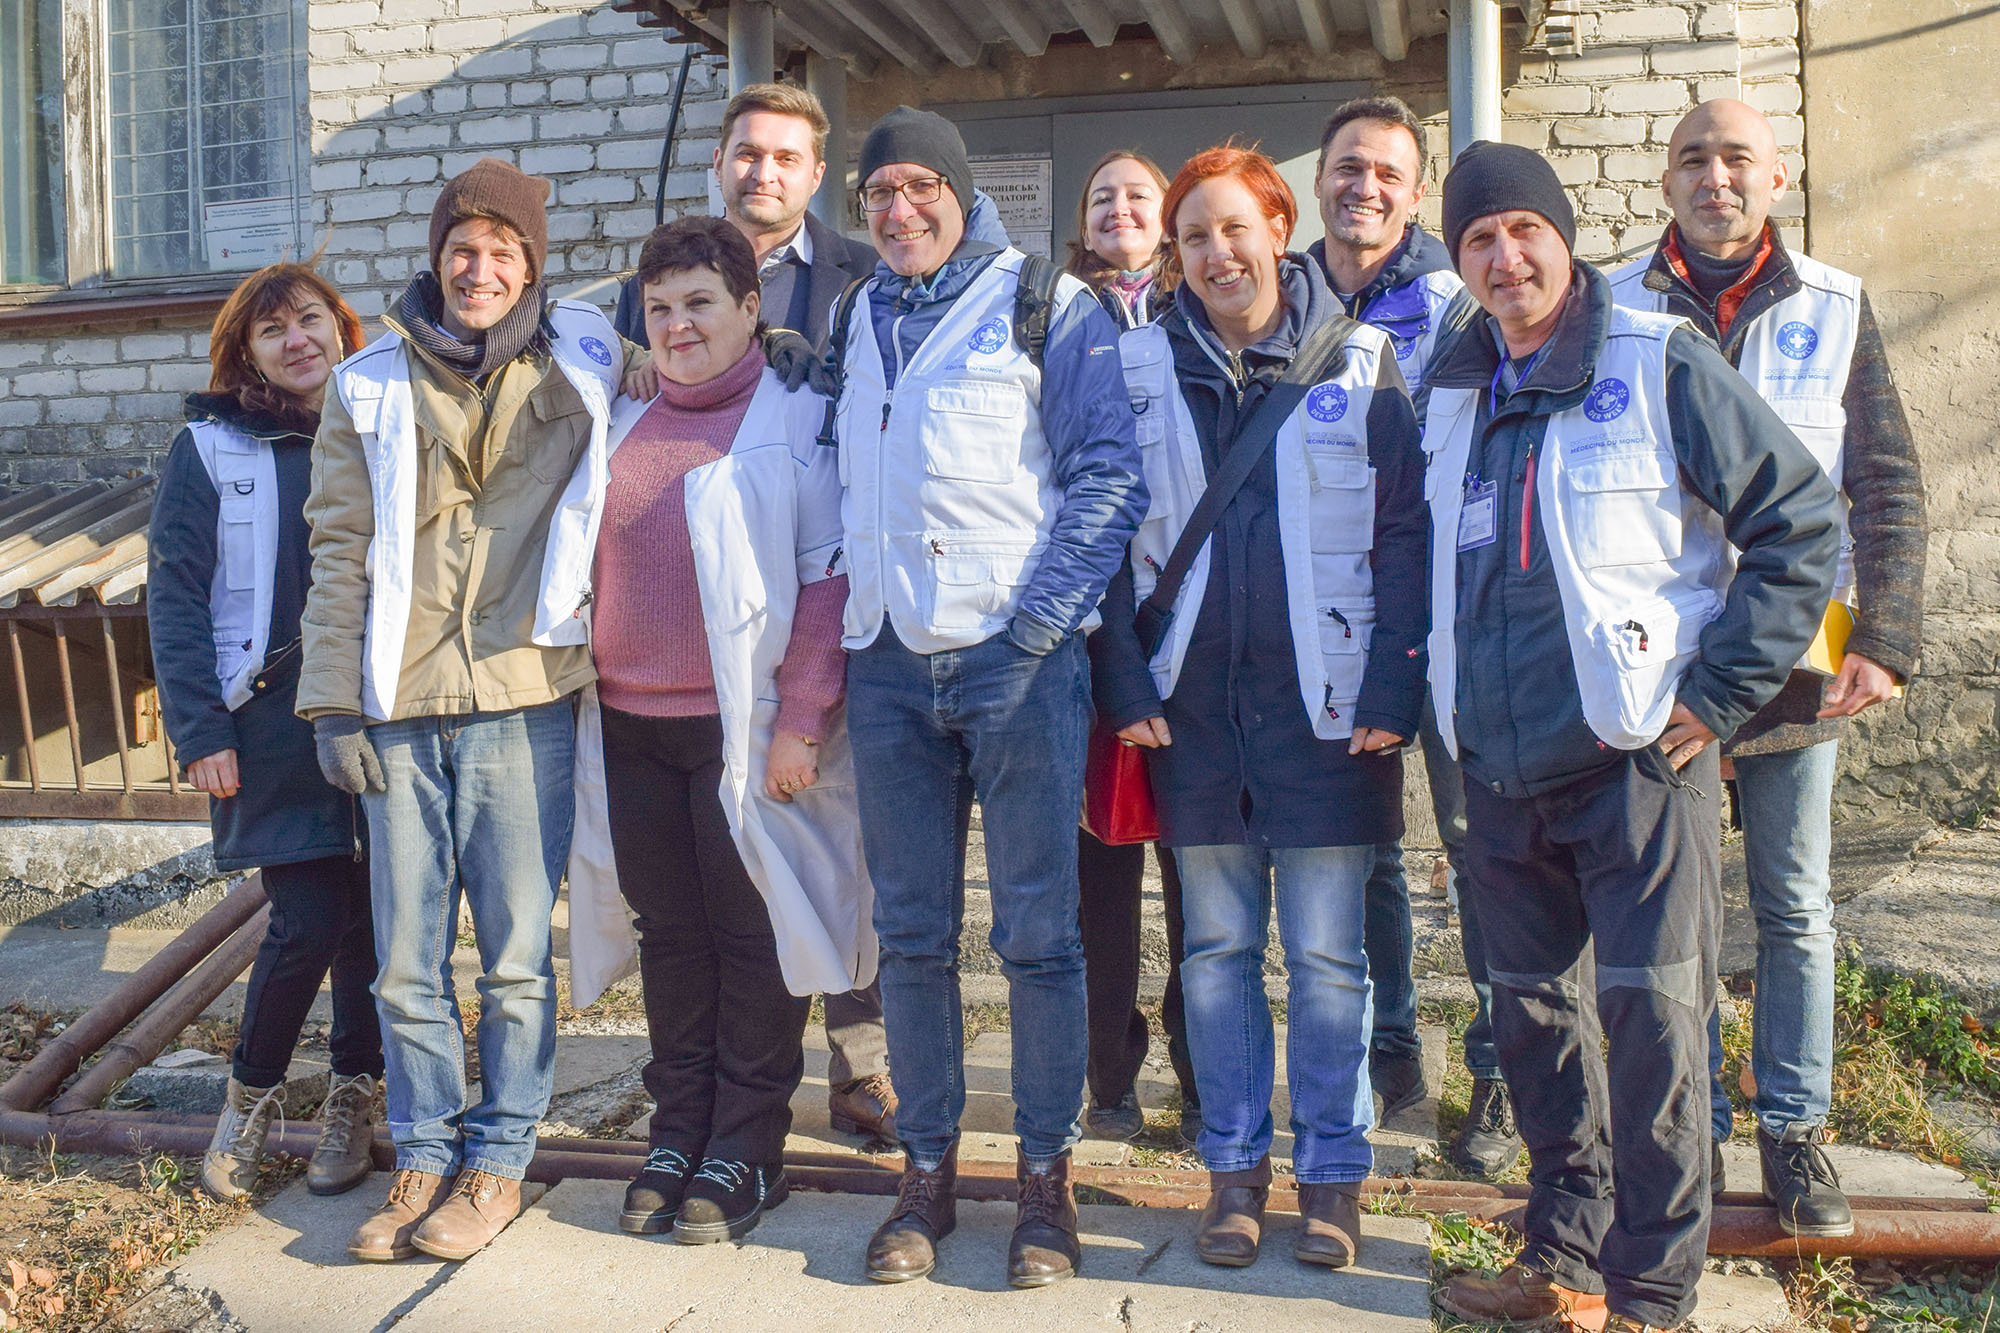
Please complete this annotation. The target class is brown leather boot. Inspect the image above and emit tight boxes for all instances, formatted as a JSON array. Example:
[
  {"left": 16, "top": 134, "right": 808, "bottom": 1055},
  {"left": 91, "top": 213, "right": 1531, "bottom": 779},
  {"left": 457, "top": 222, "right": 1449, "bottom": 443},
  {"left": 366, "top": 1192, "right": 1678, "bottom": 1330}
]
[
  {"left": 1295, "top": 1181, "right": 1362, "bottom": 1267},
  {"left": 348, "top": 1169, "right": 454, "bottom": 1262},
  {"left": 410, "top": 1169, "right": 524, "bottom": 1261},
  {"left": 1194, "top": 1156, "right": 1271, "bottom": 1267},
  {"left": 308, "top": 1072, "right": 378, "bottom": 1196},
  {"left": 1009, "top": 1149, "right": 1080, "bottom": 1288},
  {"left": 828, "top": 1073, "right": 899, "bottom": 1143},
  {"left": 1433, "top": 1261, "right": 1609, "bottom": 1327},
  {"left": 865, "top": 1147, "right": 957, "bottom": 1283}
]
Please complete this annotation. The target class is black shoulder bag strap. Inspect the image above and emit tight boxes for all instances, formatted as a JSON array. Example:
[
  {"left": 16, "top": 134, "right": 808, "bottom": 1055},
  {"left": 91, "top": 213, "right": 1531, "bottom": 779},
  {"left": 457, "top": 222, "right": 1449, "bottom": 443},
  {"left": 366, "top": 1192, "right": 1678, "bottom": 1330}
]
[
  {"left": 816, "top": 275, "right": 872, "bottom": 451},
  {"left": 1133, "top": 310, "right": 1362, "bottom": 659}
]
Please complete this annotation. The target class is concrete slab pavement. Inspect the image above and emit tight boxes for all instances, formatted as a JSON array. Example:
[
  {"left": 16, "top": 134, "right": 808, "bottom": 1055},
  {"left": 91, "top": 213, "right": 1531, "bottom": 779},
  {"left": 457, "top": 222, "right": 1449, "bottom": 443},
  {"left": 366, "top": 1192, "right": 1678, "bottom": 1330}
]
[{"left": 391, "top": 1181, "right": 1434, "bottom": 1333}]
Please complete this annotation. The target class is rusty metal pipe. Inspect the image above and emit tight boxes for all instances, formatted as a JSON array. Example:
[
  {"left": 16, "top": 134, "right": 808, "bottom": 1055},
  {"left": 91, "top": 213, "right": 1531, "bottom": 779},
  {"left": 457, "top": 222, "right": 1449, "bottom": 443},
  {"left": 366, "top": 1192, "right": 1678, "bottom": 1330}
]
[
  {"left": 0, "top": 874, "right": 270, "bottom": 1113},
  {"left": 7, "top": 620, "right": 41, "bottom": 791},
  {"left": 51, "top": 621, "right": 85, "bottom": 792},
  {"left": 47, "top": 903, "right": 272, "bottom": 1115},
  {"left": 98, "top": 613, "right": 134, "bottom": 796}
]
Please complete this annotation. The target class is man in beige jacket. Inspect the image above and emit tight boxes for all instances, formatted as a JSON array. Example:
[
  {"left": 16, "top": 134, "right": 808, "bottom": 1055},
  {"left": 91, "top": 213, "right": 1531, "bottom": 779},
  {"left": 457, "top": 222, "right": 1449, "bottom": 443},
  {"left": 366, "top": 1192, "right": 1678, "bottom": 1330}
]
[{"left": 299, "top": 158, "right": 644, "bottom": 1264}]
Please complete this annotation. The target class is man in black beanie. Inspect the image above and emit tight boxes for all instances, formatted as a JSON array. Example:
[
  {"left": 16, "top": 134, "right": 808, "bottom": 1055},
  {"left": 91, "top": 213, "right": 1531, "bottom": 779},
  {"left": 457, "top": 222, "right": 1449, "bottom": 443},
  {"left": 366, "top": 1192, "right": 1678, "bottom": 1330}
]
[
  {"left": 1422, "top": 142, "right": 1842, "bottom": 1333},
  {"left": 829, "top": 104, "right": 1146, "bottom": 1289}
]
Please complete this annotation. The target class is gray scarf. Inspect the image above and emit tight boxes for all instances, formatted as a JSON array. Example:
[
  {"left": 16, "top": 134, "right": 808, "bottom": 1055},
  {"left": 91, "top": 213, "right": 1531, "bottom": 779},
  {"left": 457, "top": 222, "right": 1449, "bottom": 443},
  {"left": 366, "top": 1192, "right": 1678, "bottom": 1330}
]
[{"left": 396, "top": 272, "right": 550, "bottom": 380}]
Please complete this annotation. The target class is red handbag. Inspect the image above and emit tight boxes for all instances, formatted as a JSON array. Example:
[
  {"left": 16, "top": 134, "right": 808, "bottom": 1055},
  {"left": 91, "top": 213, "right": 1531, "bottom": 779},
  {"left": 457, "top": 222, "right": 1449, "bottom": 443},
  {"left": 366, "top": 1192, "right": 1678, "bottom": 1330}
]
[{"left": 1082, "top": 725, "right": 1160, "bottom": 845}]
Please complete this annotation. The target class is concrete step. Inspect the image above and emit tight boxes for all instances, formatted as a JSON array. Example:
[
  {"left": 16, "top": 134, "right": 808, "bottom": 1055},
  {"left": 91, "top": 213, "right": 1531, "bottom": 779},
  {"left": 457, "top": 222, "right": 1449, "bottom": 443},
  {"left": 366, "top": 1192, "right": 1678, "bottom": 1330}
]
[{"left": 391, "top": 1179, "right": 1434, "bottom": 1333}]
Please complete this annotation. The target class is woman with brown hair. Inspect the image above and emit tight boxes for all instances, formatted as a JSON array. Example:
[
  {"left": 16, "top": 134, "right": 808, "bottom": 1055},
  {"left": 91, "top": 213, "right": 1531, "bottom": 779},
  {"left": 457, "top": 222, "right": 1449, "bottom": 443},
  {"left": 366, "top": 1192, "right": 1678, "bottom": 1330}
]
[
  {"left": 148, "top": 262, "right": 384, "bottom": 1204},
  {"left": 1065, "top": 149, "right": 1174, "bottom": 330}
]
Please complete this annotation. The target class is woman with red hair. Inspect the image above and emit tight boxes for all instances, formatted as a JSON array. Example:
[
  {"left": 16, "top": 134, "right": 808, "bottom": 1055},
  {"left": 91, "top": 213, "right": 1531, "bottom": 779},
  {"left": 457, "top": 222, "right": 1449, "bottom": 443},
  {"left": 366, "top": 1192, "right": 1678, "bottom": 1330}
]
[
  {"left": 1089, "top": 145, "right": 1429, "bottom": 1270},
  {"left": 148, "top": 263, "right": 384, "bottom": 1204}
]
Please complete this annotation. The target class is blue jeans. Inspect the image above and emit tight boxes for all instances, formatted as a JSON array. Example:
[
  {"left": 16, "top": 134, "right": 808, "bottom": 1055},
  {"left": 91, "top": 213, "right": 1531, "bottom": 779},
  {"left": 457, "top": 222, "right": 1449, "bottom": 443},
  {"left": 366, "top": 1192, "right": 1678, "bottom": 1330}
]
[
  {"left": 1708, "top": 740, "right": 1838, "bottom": 1140},
  {"left": 846, "top": 629, "right": 1090, "bottom": 1169},
  {"left": 1176, "top": 843, "right": 1375, "bottom": 1183},
  {"left": 362, "top": 702, "right": 575, "bottom": 1181}
]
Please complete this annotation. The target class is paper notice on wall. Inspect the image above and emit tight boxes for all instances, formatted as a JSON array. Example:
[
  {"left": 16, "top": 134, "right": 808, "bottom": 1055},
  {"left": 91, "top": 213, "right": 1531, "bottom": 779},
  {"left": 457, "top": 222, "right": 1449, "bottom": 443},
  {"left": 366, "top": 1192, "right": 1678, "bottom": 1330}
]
[
  {"left": 971, "top": 155, "right": 1053, "bottom": 259},
  {"left": 202, "top": 197, "right": 302, "bottom": 270}
]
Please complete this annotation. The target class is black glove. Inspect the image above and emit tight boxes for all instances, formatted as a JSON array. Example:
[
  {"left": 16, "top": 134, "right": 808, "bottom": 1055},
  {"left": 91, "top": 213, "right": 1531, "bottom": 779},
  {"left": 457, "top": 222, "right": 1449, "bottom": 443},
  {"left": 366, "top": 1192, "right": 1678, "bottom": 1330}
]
[
  {"left": 314, "top": 714, "right": 385, "bottom": 795},
  {"left": 763, "top": 328, "right": 839, "bottom": 396}
]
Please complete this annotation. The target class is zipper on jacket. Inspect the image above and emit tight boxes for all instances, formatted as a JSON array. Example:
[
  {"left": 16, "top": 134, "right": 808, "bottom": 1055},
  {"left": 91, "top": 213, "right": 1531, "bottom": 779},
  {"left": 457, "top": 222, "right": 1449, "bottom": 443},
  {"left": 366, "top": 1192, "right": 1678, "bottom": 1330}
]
[{"left": 1519, "top": 444, "right": 1538, "bottom": 572}]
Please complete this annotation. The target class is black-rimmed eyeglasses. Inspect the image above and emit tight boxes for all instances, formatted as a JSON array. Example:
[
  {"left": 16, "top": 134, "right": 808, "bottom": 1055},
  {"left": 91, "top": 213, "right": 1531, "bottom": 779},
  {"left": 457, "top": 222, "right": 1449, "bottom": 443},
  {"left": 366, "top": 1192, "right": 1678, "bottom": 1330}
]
[{"left": 858, "top": 177, "right": 948, "bottom": 212}]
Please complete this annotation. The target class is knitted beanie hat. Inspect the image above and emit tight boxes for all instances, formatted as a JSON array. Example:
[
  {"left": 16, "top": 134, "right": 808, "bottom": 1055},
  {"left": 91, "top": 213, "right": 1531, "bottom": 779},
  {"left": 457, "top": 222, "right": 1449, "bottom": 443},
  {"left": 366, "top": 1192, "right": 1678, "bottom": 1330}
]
[
  {"left": 429, "top": 157, "right": 551, "bottom": 279},
  {"left": 857, "top": 106, "right": 974, "bottom": 217},
  {"left": 1441, "top": 140, "right": 1577, "bottom": 267}
]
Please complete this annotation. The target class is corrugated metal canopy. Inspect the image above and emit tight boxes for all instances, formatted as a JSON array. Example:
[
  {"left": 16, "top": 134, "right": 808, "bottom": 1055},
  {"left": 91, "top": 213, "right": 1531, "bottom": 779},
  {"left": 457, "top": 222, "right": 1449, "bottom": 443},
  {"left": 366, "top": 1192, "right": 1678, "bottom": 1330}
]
[
  {"left": 0, "top": 478, "right": 156, "bottom": 611},
  {"left": 621, "top": 0, "right": 1465, "bottom": 78}
]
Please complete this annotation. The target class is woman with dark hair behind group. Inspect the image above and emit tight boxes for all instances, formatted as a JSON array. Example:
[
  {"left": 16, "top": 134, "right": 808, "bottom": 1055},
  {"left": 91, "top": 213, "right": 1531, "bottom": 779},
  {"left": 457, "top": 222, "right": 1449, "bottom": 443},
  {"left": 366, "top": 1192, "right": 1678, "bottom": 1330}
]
[
  {"left": 1064, "top": 148, "right": 1202, "bottom": 1148},
  {"left": 148, "top": 262, "right": 384, "bottom": 1204}
]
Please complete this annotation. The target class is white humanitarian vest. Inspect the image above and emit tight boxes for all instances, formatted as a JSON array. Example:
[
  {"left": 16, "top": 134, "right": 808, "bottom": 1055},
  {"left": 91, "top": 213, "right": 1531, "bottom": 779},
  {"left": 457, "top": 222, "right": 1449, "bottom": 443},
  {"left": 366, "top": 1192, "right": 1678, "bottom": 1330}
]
[
  {"left": 565, "top": 372, "right": 877, "bottom": 1007},
  {"left": 1608, "top": 249, "right": 1861, "bottom": 599},
  {"left": 329, "top": 299, "right": 621, "bottom": 720},
  {"left": 1118, "top": 318, "right": 1391, "bottom": 741},
  {"left": 833, "top": 248, "right": 1097, "bottom": 653},
  {"left": 1425, "top": 306, "right": 1731, "bottom": 755},
  {"left": 188, "top": 419, "right": 280, "bottom": 710}
]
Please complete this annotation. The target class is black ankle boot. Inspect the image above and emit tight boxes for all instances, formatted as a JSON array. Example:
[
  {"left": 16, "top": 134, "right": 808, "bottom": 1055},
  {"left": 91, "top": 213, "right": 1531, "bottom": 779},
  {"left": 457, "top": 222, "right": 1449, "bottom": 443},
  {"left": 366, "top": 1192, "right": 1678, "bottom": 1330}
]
[
  {"left": 621, "top": 1146, "right": 694, "bottom": 1234},
  {"left": 672, "top": 1158, "right": 788, "bottom": 1244},
  {"left": 1758, "top": 1123, "right": 1853, "bottom": 1238}
]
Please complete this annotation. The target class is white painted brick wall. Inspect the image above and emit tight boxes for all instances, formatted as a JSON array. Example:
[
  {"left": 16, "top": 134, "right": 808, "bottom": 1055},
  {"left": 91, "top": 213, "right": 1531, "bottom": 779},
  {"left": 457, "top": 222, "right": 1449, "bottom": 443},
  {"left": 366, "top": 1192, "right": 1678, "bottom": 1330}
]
[{"left": 0, "top": 1, "right": 1806, "bottom": 482}]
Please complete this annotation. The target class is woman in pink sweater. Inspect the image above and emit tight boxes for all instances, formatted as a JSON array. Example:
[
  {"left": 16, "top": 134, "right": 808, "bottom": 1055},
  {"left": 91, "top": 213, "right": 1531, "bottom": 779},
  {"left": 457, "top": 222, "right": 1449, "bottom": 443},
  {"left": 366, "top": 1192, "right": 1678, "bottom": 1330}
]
[{"left": 582, "top": 217, "right": 862, "bottom": 1247}]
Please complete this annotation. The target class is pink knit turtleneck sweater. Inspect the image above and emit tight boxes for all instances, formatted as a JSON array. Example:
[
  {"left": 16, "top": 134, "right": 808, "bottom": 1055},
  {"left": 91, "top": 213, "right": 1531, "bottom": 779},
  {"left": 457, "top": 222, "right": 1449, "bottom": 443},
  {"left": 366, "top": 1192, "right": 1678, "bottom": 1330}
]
[{"left": 590, "top": 343, "right": 847, "bottom": 739}]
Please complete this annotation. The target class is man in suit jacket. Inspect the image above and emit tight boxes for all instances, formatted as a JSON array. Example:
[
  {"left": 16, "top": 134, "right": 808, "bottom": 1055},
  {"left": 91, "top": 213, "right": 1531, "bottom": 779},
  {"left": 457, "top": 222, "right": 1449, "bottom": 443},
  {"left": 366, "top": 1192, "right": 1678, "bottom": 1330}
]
[
  {"left": 613, "top": 83, "right": 894, "bottom": 1146},
  {"left": 614, "top": 82, "right": 875, "bottom": 350}
]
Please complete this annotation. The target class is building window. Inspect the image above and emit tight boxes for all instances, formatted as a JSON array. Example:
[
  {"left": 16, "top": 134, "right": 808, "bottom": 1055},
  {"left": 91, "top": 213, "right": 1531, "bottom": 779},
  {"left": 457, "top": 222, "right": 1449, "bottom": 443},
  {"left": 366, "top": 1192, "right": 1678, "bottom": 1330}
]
[
  {"left": 106, "top": 0, "right": 306, "bottom": 279},
  {"left": 0, "top": 0, "right": 67, "bottom": 286},
  {"left": 0, "top": 0, "right": 306, "bottom": 294}
]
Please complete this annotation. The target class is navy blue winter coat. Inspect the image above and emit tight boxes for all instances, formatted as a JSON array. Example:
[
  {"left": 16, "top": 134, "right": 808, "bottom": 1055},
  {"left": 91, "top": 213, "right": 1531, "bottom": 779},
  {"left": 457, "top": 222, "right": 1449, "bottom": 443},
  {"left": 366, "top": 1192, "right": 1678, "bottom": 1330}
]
[{"left": 148, "top": 393, "right": 360, "bottom": 872}]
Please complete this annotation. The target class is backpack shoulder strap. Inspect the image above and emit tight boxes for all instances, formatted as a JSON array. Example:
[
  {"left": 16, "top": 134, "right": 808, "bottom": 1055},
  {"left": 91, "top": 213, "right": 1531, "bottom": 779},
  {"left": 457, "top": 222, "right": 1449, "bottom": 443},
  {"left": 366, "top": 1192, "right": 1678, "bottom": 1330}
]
[
  {"left": 817, "top": 276, "right": 871, "bottom": 451},
  {"left": 1013, "top": 254, "right": 1063, "bottom": 366}
]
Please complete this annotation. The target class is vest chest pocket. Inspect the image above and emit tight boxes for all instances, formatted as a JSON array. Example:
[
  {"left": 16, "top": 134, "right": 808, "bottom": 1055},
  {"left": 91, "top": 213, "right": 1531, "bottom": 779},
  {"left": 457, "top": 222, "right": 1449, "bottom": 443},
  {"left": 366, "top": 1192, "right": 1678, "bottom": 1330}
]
[
  {"left": 1307, "top": 452, "right": 1376, "bottom": 554},
  {"left": 923, "top": 382, "right": 1028, "bottom": 485},
  {"left": 1563, "top": 450, "right": 1684, "bottom": 567},
  {"left": 1132, "top": 394, "right": 1178, "bottom": 527},
  {"left": 217, "top": 487, "right": 258, "bottom": 591}
]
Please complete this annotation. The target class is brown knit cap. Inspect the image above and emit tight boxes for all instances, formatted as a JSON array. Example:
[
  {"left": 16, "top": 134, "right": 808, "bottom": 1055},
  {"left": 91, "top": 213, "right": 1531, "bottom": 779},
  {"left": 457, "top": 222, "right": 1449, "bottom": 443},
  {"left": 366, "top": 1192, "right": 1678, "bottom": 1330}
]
[{"left": 429, "top": 157, "right": 551, "bottom": 279}]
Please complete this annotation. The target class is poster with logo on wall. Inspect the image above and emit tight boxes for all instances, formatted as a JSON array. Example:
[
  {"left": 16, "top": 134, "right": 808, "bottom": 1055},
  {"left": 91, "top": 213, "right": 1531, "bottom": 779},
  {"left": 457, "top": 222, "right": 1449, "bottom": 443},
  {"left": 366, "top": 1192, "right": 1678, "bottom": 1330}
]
[
  {"left": 202, "top": 197, "right": 306, "bottom": 271},
  {"left": 970, "top": 154, "right": 1053, "bottom": 260}
]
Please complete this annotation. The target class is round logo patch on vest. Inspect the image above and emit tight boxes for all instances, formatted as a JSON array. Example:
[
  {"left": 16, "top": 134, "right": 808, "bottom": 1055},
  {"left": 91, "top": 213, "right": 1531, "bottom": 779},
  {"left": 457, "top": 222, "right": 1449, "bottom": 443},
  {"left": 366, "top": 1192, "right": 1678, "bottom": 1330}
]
[
  {"left": 1583, "top": 377, "right": 1631, "bottom": 423},
  {"left": 1306, "top": 384, "right": 1348, "bottom": 422},
  {"left": 579, "top": 336, "right": 613, "bottom": 367},
  {"left": 1776, "top": 321, "right": 1819, "bottom": 360},
  {"left": 967, "top": 318, "right": 1008, "bottom": 354},
  {"left": 1389, "top": 333, "right": 1418, "bottom": 362}
]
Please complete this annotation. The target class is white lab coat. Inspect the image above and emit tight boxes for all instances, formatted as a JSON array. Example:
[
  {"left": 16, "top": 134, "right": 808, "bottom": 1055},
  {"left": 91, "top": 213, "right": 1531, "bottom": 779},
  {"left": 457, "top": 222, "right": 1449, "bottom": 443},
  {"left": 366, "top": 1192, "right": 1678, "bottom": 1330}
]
[{"left": 565, "top": 369, "right": 876, "bottom": 1007}]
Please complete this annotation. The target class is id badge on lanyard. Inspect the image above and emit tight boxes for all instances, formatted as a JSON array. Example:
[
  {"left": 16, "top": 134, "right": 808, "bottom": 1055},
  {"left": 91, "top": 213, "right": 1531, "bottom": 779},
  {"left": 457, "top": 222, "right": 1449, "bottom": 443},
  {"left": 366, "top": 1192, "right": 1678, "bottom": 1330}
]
[{"left": 1458, "top": 474, "right": 1498, "bottom": 552}]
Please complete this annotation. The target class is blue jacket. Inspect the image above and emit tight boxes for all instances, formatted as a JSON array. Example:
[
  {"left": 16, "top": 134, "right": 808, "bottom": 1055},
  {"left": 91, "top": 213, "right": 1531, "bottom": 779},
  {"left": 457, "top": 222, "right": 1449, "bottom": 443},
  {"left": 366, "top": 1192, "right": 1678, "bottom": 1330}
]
[
  {"left": 1091, "top": 259, "right": 1429, "bottom": 848},
  {"left": 863, "top": 193, "right": 1147, "bottom": 648}
]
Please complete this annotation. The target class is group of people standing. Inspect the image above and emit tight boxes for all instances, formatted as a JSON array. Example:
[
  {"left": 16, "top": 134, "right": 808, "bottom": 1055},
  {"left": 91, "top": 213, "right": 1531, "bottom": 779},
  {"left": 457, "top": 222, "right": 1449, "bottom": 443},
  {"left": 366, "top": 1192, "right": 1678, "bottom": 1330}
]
[{"left": 147, "top": 75, "right": 1923, "bottom": 1333}]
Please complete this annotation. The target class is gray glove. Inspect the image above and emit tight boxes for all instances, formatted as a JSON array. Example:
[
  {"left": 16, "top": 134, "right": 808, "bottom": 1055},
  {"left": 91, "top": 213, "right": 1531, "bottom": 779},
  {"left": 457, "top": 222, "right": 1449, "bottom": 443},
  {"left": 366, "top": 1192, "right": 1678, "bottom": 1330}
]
[
  {"left": 763, "top": 328, "right": 839, "bottom": 396},
  {"left": 314, "top": 714, "right": 385, "bottom": 795}
]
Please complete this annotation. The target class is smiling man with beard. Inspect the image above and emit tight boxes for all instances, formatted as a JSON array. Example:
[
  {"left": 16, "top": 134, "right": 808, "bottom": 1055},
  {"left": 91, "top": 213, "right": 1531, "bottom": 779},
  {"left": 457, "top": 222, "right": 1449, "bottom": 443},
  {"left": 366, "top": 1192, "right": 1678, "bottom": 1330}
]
[
  {"left": 298, "top": 158, "right": 649, "bottom": 1266},
  {"left": 1422, "top": 142, "right": 1840, "bottom": 1333}
]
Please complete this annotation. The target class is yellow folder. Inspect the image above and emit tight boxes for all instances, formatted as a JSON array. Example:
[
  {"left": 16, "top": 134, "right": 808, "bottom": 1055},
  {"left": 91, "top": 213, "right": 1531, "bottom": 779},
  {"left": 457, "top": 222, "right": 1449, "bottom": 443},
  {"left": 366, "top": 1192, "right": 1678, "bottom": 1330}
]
[{"left": 1804, "top": 601, "right": 1904, "bottom": 697}]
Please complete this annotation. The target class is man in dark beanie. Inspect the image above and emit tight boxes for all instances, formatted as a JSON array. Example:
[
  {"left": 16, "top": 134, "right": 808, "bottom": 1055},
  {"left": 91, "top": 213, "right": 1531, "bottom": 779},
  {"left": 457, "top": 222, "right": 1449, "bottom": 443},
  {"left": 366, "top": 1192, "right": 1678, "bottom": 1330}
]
[
  {"left": 1423, "top": 142, "right": 1841, "bottom": 1333},
  {"left": 299, "top": 156, "right": 648, "bottom": 1264},
  {"left": 830, "top": 104, "right": 1146, "bottom": 1288}
]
